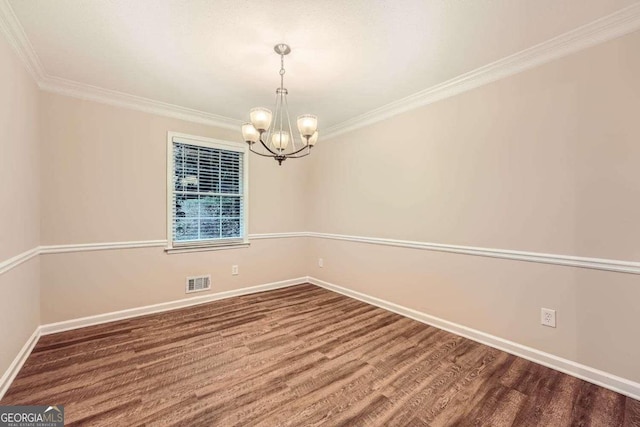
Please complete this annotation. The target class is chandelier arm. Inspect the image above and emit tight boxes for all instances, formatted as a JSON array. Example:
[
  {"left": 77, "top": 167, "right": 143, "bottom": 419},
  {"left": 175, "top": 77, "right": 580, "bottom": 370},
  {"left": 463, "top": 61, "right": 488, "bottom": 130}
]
[
  {"left": 250, "top": 143, "right": 279, "bottom": 157},
  {"left": 287, "top": 144, "right": 311, "bottom": 157},
  {"left": 286, "top": 149, "right": 311, "bottom": 159},
  {"left": 251, "top": 150, "right": 279, "bottom": 158},
  {"left": 257, "top": 136, "right": 279, "bottom": 156}
]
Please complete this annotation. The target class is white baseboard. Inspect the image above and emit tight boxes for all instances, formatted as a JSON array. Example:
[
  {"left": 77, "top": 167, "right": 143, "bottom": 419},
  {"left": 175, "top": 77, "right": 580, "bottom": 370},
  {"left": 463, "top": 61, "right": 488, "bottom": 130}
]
[
  {"left": 1, "top": 277, "right": 307, "bottom": 399},
  {"left": 40, "top": 277, "right": 307, "bottom": 335},
  {"left": 0, "top": 327, "right": 40, "bottom": 400},
  {"left": 307, "top": 276, "right": 640, "bottom": 401},
  {"left": 4, "top": 276, "right": 638, "bottom": 402}
]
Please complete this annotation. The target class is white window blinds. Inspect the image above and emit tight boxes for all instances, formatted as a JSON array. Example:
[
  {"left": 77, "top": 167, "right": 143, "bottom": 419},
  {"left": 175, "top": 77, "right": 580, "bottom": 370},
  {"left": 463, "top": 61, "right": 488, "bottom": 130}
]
[{"left": 171, "top": 137, "right": 245, "bottom": 245}]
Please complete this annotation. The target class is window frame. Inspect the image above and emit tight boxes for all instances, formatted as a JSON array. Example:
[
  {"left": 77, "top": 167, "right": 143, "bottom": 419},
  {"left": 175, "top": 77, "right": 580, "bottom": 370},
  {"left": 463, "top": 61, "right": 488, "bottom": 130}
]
[{"left": 166, "top": 131, "right": 249, "bottom": 253}]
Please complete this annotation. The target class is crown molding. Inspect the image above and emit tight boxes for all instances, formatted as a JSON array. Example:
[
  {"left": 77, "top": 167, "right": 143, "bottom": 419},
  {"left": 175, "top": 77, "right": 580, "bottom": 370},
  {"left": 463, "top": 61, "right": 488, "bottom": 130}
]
[
  {"left": 0, "top": 0, "right": 241, "bottom": 131},
  {"left": 0, "top": 0, "right": 45, "bottom": 81},
  {"left": 38, "top": 76, "right": 243, "bottom": 130},
  {"left": 322, "top": 3, "right": 640, "bottom": 139},
  {"left": 2, "top": 1, "right": 640, "bottom": 140}
]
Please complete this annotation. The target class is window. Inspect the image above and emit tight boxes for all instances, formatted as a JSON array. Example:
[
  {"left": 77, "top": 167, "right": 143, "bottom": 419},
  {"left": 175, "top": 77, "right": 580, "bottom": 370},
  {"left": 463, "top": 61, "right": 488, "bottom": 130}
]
[{"left": 167, "top": 132, "right": 248, "bottom": 251}]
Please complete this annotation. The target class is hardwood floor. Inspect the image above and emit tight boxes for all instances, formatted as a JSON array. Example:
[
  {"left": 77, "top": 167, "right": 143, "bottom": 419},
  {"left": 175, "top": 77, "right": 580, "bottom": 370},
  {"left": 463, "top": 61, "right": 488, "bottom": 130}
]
[{"left": 2, "top": 284, "right": 639, "bottom": 426}]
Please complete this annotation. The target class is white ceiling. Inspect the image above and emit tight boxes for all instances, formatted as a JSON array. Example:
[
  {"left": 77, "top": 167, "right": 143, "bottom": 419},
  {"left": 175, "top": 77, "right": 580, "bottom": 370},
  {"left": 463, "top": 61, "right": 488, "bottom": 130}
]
[{"left": 7, "top": 0, "right": 640, "bottom": 130}]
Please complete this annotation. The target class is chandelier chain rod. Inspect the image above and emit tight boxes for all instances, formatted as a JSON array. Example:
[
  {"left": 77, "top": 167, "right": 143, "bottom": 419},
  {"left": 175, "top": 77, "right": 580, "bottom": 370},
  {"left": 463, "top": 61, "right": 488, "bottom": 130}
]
[
  {"left": 279, "top": 87, "right": 284, "bottom": 152},
  {"left": 284, "top": 84, "right": 298, "bottom": 152},
  {"left": 264, "top": 81, "right": 279, "bottom": 152},
  {"left": 279, "top": 52, "right": 285, "bottom": 91}
]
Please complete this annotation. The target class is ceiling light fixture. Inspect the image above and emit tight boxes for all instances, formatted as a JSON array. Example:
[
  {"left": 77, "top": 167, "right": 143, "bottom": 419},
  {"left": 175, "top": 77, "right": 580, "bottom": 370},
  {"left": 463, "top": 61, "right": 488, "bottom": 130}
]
[{"left": 241, "top": 43, "right": 318, "bottom": 165}]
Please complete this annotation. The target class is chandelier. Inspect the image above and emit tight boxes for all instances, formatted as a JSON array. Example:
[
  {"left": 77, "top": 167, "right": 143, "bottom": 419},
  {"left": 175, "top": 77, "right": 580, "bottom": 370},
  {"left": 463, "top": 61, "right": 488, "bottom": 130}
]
[{"left": 241, "top": 43, "right": 318, "bottom": 165}]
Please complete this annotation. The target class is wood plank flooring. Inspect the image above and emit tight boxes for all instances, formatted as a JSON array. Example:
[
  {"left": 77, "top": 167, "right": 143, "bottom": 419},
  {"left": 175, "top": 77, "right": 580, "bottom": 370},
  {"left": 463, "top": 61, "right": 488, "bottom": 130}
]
[{"left": 2, "top": 284, "right": 638, "bottom": 426}]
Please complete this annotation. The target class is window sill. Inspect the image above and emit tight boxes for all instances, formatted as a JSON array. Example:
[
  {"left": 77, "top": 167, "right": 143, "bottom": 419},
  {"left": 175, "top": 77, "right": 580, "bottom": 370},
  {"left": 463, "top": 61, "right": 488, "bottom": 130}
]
[{"left": 165, "top": 242, "right": 250, "bottom": 254}]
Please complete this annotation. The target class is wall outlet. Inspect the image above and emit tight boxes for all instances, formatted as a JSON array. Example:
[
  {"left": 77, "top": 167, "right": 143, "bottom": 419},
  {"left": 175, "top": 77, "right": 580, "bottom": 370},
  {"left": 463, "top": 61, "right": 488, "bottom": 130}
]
[
  {"left": 318, "top": 258, "right": 324, "bottom": 268},
  {"left": 232, "top": 265, "right": 239, "bottom": 276},
  {"left": 541, "top": 308, "right": 556, "bottom": 328}
]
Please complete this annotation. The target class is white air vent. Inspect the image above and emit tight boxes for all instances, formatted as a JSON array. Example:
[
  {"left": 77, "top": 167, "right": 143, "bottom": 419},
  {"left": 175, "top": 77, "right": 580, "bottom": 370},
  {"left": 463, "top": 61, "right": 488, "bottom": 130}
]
[{"left": 185, "top": 275, "right": 211, "bottom": 294}]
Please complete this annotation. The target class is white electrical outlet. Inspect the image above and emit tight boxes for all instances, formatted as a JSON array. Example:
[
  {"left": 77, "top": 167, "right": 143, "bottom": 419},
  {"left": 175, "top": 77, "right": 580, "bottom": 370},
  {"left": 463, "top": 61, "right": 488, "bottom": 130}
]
[
  {"left": 541, "top": 308, "right": 556, "bottom": 328},
  {"left": 318, "top": 258, "right": 324, "bottom": 268},
  {"left": 232, "top": 265, "right": 239, "bottom": 276}
]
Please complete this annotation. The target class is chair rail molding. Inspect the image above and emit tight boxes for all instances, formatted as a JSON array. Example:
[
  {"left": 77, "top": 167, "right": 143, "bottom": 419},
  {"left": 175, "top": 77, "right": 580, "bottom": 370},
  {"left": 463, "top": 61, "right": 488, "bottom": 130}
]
[
  {"left": 39, "top": 240, "right": 168, "bottom": 254},
  {"left": 306, "top": 232, "right": 640, "bottom": 275},
  {"left": 2, "top": 232, "right": 638, "bottom": 277},
  {"left": 0, "top": 247, "right": 39, "bottom": 275}
]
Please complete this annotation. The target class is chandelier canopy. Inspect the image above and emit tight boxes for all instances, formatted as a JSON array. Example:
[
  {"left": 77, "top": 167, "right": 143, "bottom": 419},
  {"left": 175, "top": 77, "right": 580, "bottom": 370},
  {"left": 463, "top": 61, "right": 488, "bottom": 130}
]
[{"left": 241, "top": 43, "right": 318, "bottom": 165}]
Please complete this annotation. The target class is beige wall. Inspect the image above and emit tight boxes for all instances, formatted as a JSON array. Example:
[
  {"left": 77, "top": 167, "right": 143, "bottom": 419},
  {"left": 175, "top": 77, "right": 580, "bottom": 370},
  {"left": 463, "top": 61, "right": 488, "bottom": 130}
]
[
  {"left": 307, "top": 31, "right": 640, "bottom": 381},
  {"left": 40, "top": 239, "right": 309, "bottom": 323},
  {"left": 39, "top": 92, "right": 309, "bottom": 323},
  {"left": 0, "top": 35, "right": 40, "bottom": 375},
  {"left": 3, "top": 24, "right": 639, "bottom": 389},
  {"left": 39, "top": 93, "right": 309, "bottom": 244},
  {"left": 310, "top": 31, "right": 640, "bottom": 261}
]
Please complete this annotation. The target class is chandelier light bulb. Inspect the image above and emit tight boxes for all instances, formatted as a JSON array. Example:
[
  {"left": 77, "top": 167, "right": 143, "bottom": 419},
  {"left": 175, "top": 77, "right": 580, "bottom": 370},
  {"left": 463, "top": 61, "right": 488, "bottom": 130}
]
[
  {"left": 306, "top": 130, "right": 318, "bottom": 146},
  {"left": 242, "top": 123, "right": 259, "bottom": 143},
  {"left": 297, "top": 114, "right": 318, "bottom": 137},
  {"left": 250, "top": 108, "right": 272, "bottom": 132},
  {"left": 271, "top": 131, "right": 290, "bottom": 150}
]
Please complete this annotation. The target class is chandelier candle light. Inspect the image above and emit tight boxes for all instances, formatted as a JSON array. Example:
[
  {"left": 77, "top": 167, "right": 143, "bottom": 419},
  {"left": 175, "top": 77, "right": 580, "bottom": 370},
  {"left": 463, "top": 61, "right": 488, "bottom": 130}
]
[{"left": 242, "top": 43, "right": 318, "bottom": 165}]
